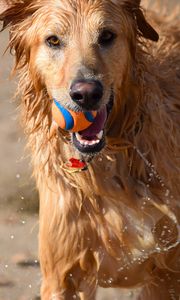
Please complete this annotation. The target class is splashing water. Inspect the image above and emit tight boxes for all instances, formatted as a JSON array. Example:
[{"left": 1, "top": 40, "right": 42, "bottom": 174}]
[
  {"left": 133, "top": 146, "right": 180, "bottom": 252},
  {"left": 134, "top": 146, "right": 172, "bottom": 193},
  {"left": 134, "top": 146, "right": 176, "bottom": 206}
]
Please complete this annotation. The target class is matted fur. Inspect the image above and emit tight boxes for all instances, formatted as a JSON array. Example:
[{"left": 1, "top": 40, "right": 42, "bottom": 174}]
[{"left": 0, "top": 0, "right": 180, "bottom": 299}]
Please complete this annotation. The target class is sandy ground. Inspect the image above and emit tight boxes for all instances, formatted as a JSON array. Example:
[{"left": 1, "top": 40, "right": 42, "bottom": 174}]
[
  {"left": 0, "top": 30, "right": 38, "bottom": 211},
  {"left": 0, "top": 1, "right": 179, "bottom": 299},
  {"left": 0, "top": 29, "right": 40, "bottom": 300},
  {"left": 0, "top": 208, "right": 40, "bottom": 300}
]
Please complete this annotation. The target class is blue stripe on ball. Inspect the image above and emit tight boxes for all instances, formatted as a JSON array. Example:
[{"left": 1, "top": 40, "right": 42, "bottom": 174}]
[
  {"left": 54, "top": 100, "right": 74, "bottom": 130},
  {"left": 84, "top": 111, "right": 95, "bottom": 122}
]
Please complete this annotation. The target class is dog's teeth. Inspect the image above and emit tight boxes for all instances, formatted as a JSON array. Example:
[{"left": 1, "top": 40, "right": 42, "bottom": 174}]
[
  {"left": 75, "top": 133, "right": 101, "bottom": 147},
  {"left": 76, "top": 133, "right": 82, "bottom": 141},
  {"left": 96, "top": 130, "right": 103, "bottom": 139},
  {"left": 94, "top": 140, "right": 99, "bottom": 144},
  {"left": 79, "top": 139, "right": 100, "bottom": 146}
]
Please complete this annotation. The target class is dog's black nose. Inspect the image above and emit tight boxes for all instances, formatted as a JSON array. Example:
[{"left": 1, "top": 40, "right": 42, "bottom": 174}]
[{"left": 70, "top": 80, "right": 103, "bottom": 109}]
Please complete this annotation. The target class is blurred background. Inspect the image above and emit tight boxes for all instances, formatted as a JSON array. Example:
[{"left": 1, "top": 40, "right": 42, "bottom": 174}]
[
  {"left": 0, "top": 30, "right": 40, "bottom": 300},
  {"left": 0, "top": 1, "right": 179, "bottom": 299}
]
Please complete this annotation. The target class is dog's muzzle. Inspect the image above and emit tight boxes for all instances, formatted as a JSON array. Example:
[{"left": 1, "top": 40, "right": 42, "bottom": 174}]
[{"left": 72, "top": 91, "right": 114, "bottom": 156}]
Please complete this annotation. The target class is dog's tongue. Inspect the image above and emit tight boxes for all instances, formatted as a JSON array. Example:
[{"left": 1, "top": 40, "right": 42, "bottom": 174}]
[{"left": 80, "top": 107, "right": 107, "bottom": 137}]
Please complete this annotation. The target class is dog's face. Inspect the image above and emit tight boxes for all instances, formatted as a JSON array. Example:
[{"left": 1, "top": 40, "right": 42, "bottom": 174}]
[
  {"left": 29, "top": 0, "right": 132, "bottom": 156},
  {"left": 0, "top": 0, "right": 158, "bottom": 157}
]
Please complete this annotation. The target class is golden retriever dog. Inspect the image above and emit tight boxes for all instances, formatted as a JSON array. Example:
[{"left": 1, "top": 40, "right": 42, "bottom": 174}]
[{"left": 0, "top": 0, "right": 180, "bottom": 299}]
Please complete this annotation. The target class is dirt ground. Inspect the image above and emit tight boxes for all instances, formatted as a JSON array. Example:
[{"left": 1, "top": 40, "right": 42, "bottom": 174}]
[{"left": 0, "top": 1, "right": 179, "bottom": 299}]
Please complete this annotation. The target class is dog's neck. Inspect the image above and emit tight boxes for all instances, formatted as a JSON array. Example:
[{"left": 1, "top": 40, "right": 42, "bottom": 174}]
[{"left": 106, "top": 54, "right": 143, "bottom": 148}]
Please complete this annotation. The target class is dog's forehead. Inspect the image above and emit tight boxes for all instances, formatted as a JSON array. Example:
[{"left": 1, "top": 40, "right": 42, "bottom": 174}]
[
  {"left": 51, "top": 0, "right": 120, "bottom": 11},
  {"left": 40, "top": 0, "right": 122, "bottom": 30}
]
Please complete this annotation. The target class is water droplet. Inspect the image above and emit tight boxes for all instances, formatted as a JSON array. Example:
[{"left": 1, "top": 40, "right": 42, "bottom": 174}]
[
  {"left": 155, "top": 247, "right": 161, "bottom": 252},
  {"left": 107, "top": 277, "right": 113, "bottom": 284},
  {"left": 123, "top": 226, "right": 128, "bottom": 232},
  {"left": 165, "top": 190, "right": 170, "bottom": 197}
]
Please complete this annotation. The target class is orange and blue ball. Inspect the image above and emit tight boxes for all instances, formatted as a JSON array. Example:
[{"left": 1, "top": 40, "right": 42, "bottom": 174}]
[{"left": 52, "top": 100, "right": 97, "bottom": 133}]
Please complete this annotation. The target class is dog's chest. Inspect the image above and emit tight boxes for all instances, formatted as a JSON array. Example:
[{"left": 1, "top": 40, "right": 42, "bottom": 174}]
[
  {"left": 71, "top": 199, "right": 154, "bottom": 289},
  {"left": 96, "top": 249, "right": 152, "bottom": 288}
]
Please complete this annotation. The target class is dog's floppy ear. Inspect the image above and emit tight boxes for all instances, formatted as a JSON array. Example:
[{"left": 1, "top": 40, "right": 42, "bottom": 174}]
[
  {"left": 0, "top": 0, "right": 14, "bottom": 29},
  {"left": 0, "top": 0, "right": 13, "bottom": 14},
  {"left": 115, "top": 0, "right": 159, "bottom": 42},
  {"left": 0, "top": 0, "right": 32, "bottom": 30},
  {"left": 133, "top": 6, "right": 159, "bottom": 42}
]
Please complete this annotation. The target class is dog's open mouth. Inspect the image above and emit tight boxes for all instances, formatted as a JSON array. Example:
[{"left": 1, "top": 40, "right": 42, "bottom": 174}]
[
  {"left": 72, "top": 106, "right": 107, "bottom": 153},
  {"left": 72, "top": 95, "right": 114, "bottom": 154}
]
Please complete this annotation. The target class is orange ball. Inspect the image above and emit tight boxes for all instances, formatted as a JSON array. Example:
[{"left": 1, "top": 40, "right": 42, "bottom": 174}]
[{"left": 52, "top": 100, "right": 97, "bottom": 133}]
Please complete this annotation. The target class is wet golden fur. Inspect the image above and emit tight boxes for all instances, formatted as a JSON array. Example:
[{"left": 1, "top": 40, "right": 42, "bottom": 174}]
[{"left": 0, "top": 0, "right": 180, "bottom": 299}]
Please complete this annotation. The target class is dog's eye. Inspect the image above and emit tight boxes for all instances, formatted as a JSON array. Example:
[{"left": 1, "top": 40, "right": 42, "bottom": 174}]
[
  {"left": 46, "top": 36, "right": 61, "bottom": 48},
  {"left": 98, "top": 30, "right": 117, "bottom": 47}
]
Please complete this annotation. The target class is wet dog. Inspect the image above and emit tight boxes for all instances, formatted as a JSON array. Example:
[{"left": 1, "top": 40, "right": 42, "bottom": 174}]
[{"left": 0, "top": 0, "right": 179, "bottom": 299}]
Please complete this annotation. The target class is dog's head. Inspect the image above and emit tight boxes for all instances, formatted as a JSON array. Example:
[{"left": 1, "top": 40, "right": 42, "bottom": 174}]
[{"left": 0, "top": 0, "right": 158, "bottom": 158}]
